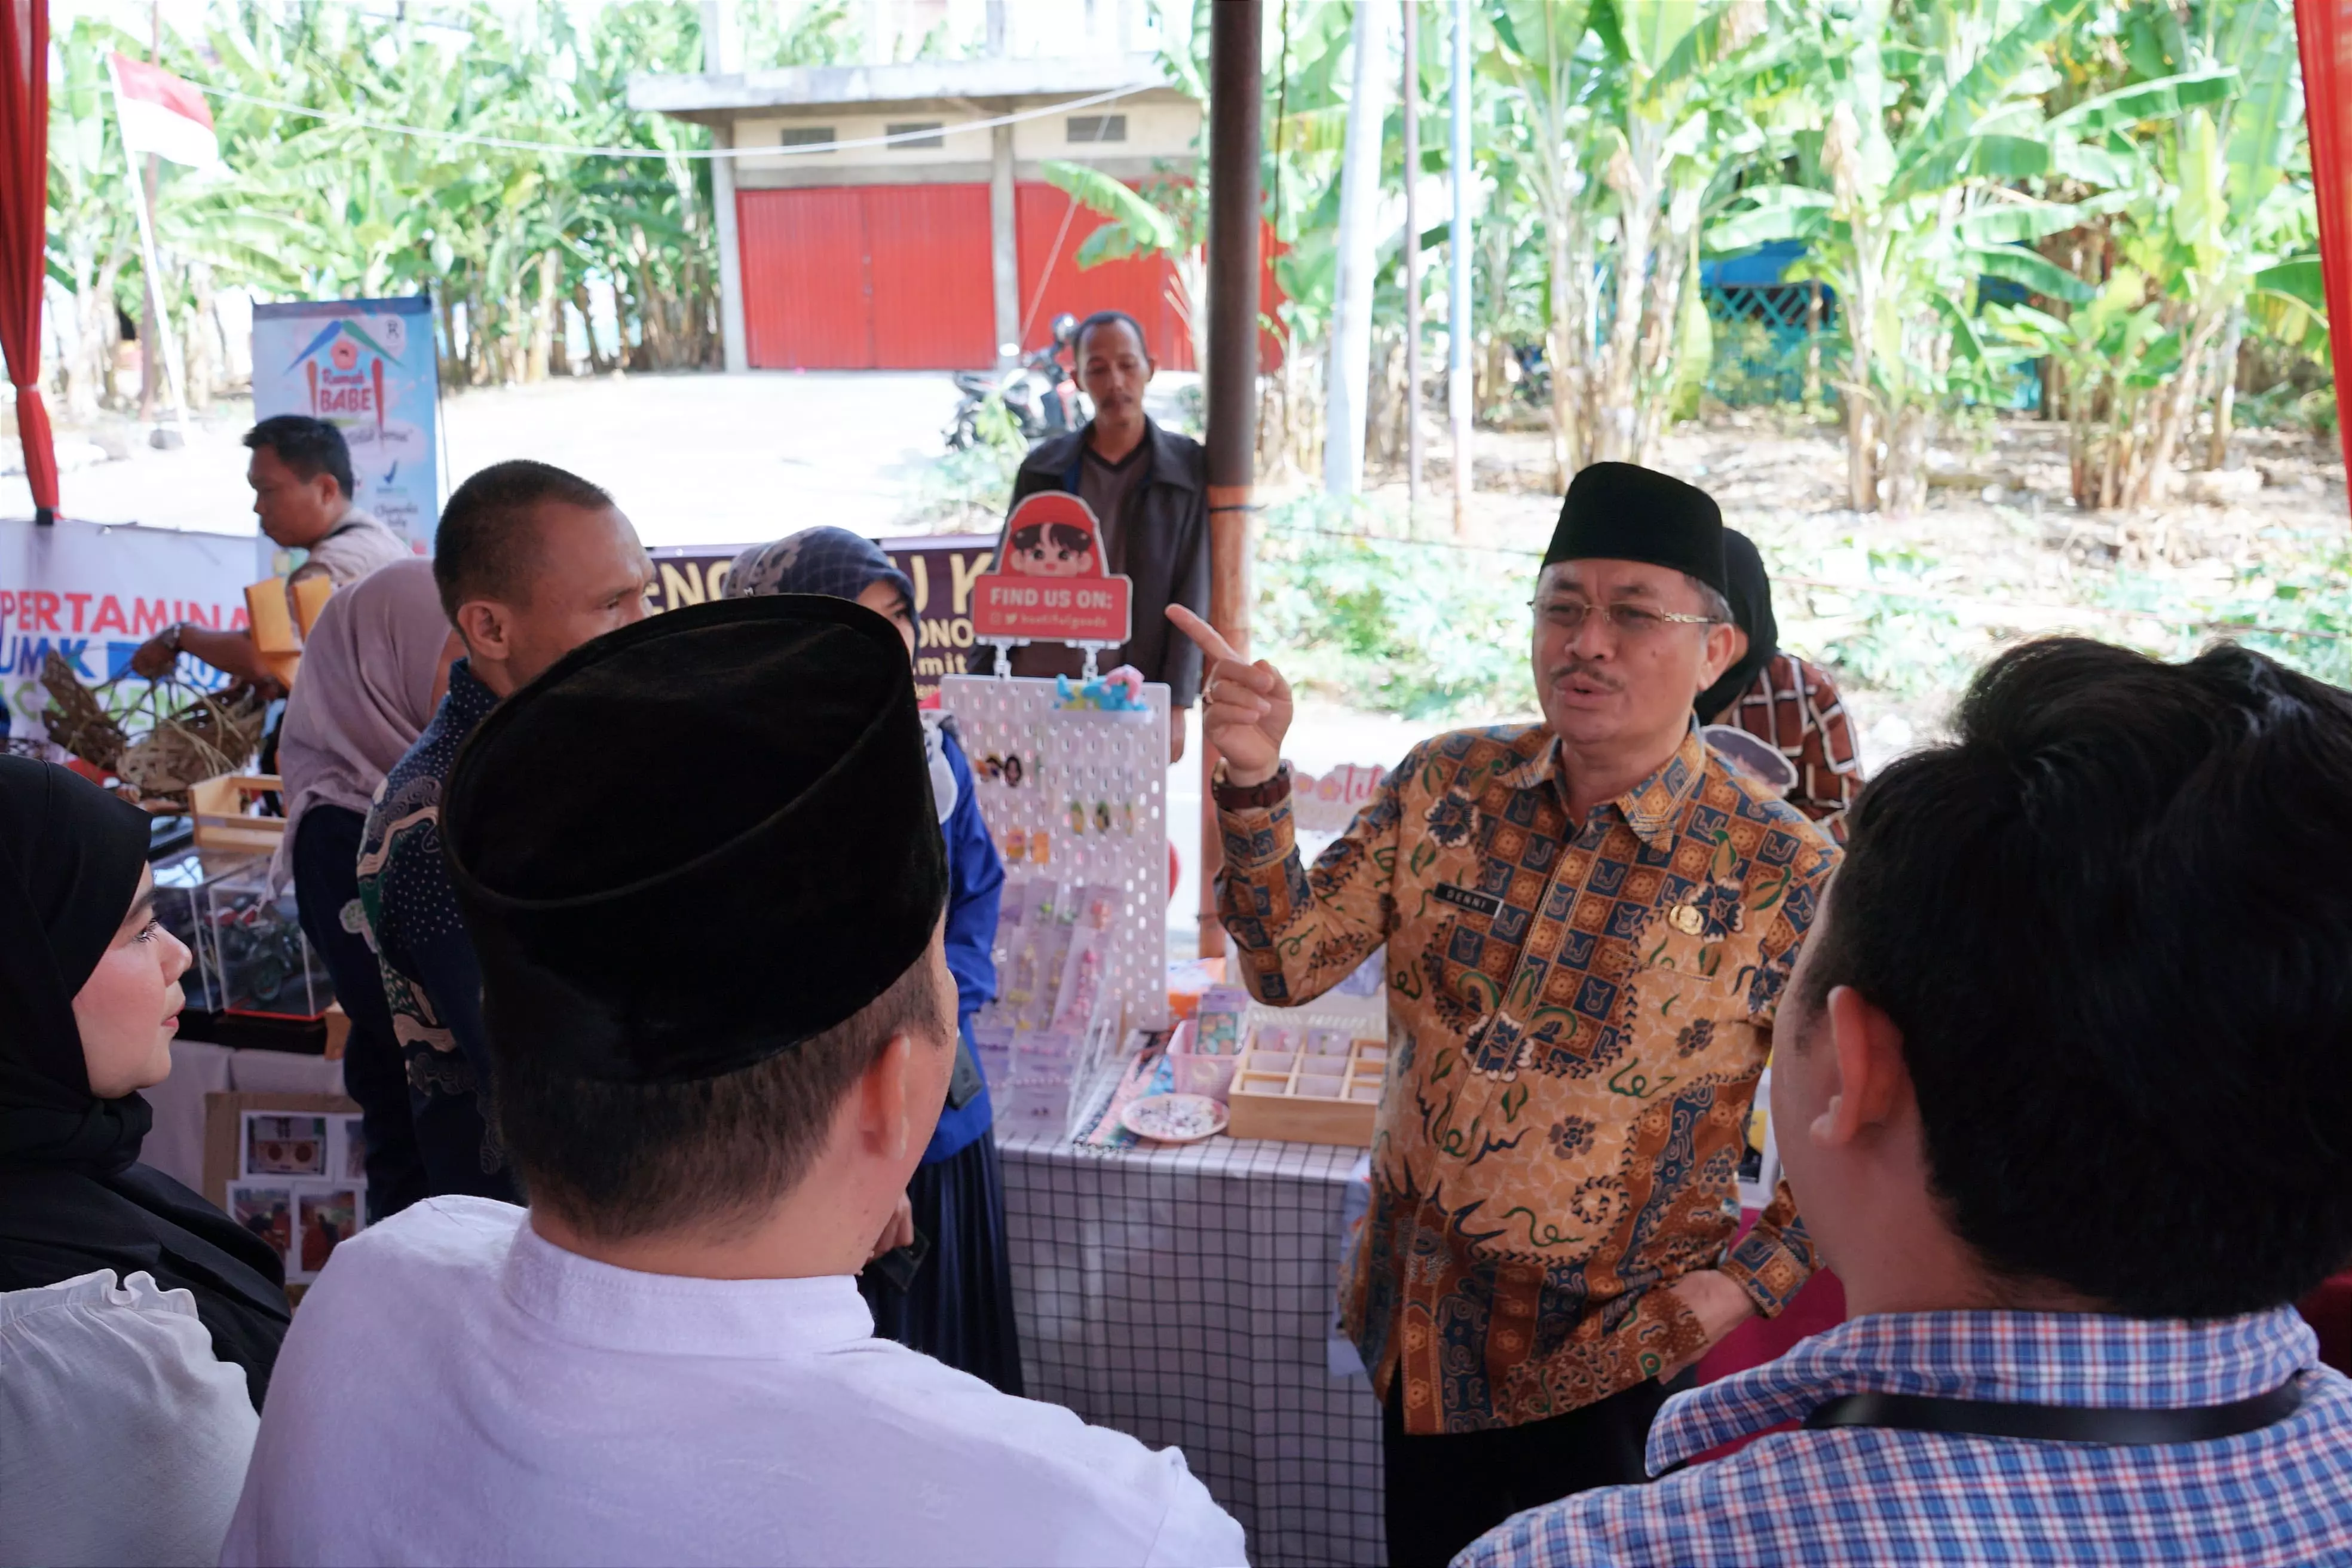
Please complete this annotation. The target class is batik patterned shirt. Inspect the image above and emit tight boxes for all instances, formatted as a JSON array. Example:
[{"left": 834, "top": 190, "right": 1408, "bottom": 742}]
[
  {"left": 354, "top": 659, "right": 513, "bottom": 1201},
  {"left": 1215, "top": 723, "right": 1838, "bottom": 1435},
  {"left": 1457, "top": 1306, "right": 2352, "bottom": 1567}
]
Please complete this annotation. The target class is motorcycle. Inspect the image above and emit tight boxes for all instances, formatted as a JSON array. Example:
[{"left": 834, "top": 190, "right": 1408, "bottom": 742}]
[{"left": 947, "top": 313, "right": 1088, "bottom": 450}]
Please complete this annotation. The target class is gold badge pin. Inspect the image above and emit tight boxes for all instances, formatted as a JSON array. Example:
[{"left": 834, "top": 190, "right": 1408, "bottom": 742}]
[{"left": 1668, "top": 904, "right": 1705, "bottom": 935}]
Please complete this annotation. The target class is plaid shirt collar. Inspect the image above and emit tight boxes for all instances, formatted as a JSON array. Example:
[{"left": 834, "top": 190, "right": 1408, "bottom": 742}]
[
  {"left": 1513, "top": 721, "right": 1710, "bottom": 855},
  {"left": 1649, "top": 1304, "right": 2322, "bottom": 1474}
]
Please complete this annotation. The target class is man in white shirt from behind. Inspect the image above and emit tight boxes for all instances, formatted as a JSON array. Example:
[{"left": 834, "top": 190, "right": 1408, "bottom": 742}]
[{"left": 222, "top": 593, "right": 1245, "bottom": 1567}]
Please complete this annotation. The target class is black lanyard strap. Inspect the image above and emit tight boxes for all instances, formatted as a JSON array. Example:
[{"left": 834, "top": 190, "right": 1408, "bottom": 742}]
[{"left": 1804, "top": 1380, "right": 2305, "bottom": 1446}]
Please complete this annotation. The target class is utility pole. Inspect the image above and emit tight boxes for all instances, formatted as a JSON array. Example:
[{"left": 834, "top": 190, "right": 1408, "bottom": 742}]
[
  {"left": 137, "top": 1, "right": 160, "bottom": 430},
  {"left": 1449, "top": 0, "right": 1473, "bottom": 533},
  {"left": 705, "top": 0, "right": 748, "bottom": 374},
  {"left": 1199, "top": 0, "right": 1261, "bottom": 959},
  {"left": 1402, "top": 0, "right": 1422, "bottom": 511}
]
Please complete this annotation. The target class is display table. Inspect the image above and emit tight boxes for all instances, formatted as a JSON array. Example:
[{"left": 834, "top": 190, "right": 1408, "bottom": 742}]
[
  {"left": 997, "top": 1128, "right": 1385, "bottom": 1568},
  {"left": 142, "top": 1037, "right": 347, "bottom": 1195}
]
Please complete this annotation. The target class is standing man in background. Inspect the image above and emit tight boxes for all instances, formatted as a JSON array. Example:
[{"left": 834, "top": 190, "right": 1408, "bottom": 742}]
[
  {"left": 357, "top": 460, "right": 653, "bottom": 1201},
  {"left": 128, "top": 416, "right": 408, "bottom": 692},
  {"left": 1008, "top": 310, "right": 1209, "bottom": 762},
  {"left": 1174, "top": 462, "right": 1839, "bottom": 1566}
]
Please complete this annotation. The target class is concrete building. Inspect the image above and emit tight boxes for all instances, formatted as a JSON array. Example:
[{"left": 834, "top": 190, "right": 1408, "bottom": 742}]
[{"left": 629, "top": 52, "right": 1209, "bottom": 372}]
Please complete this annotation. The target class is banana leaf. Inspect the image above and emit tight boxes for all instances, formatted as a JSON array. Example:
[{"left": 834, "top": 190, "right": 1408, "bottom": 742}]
[
  {"left": 1967, "top": 245, "right": 2097, "bottom": 305},
  {"left": 2045, "top": 68, "right": 2239, "bottom": 139}
]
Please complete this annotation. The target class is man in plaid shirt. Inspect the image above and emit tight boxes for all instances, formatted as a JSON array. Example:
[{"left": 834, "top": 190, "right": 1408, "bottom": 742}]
[{"left": 1460, "top": 638, "right": 2352, "bottom": 1567}]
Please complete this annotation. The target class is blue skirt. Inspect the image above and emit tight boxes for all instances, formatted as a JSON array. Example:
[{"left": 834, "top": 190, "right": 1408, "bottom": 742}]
[{"left": 858, "top": 1132, "right": 1024, "bottom": 1395}]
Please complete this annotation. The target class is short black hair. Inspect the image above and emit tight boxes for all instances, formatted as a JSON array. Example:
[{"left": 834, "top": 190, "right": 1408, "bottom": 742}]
[
  {"left": 433, "top": 459, "right": 614, "bottom": 620},
  {"left": 497, "top": 940, "right": 953, "bottom": 1241},
  {"left": 1802, "top": 637, "right": 2352, "bottom": 1317},
  {"left": 244, "top": 415, "right": 354, "bottom": 501},
  {"left": 1074, "top": 309, "right": 1149, "bottom": 361}
]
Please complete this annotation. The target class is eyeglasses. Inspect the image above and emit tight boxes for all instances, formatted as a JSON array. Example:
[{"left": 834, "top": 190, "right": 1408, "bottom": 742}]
[{"left": 1532, "top": 599, "right": 1725, "bottom": 639}]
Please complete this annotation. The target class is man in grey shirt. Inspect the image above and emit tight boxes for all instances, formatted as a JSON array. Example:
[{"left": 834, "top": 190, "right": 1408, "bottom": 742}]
[{"left": 130, "top": 416, "right": 408, "bottom": 695}]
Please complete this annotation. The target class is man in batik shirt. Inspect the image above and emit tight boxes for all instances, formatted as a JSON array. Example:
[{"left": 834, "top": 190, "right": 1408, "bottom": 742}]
[
  {"left": 357, "top": 460, "right": 651, "bottom": 1199},
  {"left": 1172, "top": 462, "right": 1839, "bottom": 1567}
]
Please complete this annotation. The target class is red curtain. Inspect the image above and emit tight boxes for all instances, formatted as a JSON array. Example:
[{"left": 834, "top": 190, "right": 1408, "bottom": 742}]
[
  {"left": 1, "top": 0, "right": 56, "bottom": 523},
  {"left": 2298, "top": 0, "right": 2352, "bottom": 487}
]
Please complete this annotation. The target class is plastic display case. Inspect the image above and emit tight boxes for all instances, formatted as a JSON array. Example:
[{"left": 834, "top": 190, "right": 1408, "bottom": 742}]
[
  {"left": 151, "top": 847, "right": 263, "bottom": 1015},
  {"left": 202, "top": 860, "right": 336, "bottom": 1019}
]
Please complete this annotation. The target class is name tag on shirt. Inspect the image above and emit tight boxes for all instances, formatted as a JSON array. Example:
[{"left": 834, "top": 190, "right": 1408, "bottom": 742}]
[{"left": 1432, "top": 882, "right": 1503, "bottom": 920}]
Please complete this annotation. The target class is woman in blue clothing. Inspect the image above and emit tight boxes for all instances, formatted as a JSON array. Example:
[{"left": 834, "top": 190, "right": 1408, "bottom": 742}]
[{"left": 722, "top": 528, "right": 1021, "bottom": 1392}]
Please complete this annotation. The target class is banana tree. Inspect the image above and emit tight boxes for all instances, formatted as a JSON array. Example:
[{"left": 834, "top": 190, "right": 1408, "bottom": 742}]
[
  {"left": 1040, "top": 161, "right": 1206, "bottom": 373},
  {"left": 1709, "top": 0, "right": 2121, "bottom": 512},
  {"left": 1487, "top": 0, "right": 1602, "bottom": 480},
  {"left": 1969, "top": 0, "right": 2308, "bottom": 509}
]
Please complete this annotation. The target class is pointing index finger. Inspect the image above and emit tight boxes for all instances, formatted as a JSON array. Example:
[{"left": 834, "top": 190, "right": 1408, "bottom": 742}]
[{"left": 1165, "top": 604, "right": 1241, "bottom": 665}]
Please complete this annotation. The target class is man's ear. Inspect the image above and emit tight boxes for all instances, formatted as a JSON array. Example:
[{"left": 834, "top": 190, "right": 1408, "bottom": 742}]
[
  {"left": 1698, "top": 620, "right": 1742, "bottom": 690},
  {"left": 452, "top": 601, "right": 509, "bottom": 662},
  {"left": 856, "top": 1031, "right": 917, "bottom": 1161},
  {"left": 1813, "top": 984, "right": 1910, "bottom": 1150}
]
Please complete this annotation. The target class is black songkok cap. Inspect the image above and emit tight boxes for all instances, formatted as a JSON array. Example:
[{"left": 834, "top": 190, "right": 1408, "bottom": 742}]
[
  {"left": 442, "top": 594, "right": 948, "bottom": 1085},
  {"left": 1542, "top": 461, "right": 1729, "bottom": 598}
]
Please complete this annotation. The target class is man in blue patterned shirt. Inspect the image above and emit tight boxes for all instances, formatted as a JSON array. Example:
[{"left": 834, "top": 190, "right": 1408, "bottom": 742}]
[
  {"left": 357, "top": 461, "right": 652, "bottom": 1199},
  {"left": 1460, "top": 638, "right": 2352, "bottom": 1567}
]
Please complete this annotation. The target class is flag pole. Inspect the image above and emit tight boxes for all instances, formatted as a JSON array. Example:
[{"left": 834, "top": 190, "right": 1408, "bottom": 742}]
[{"left": 109, "top": 63, "right": 192, "bottom": 448}]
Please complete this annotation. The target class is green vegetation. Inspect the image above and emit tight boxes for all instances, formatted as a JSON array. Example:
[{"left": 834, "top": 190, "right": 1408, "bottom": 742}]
[
  {"left": 41, "top": 1, "right": 855, "bottom": 412},
  {"left": 38, "top": 0, "right": 2330, "bottom": 523}
]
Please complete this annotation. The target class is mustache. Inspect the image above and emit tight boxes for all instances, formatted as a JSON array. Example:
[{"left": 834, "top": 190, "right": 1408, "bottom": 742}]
[{"left": 1545, "top": 657, "right": 1625, "bottom": 693}]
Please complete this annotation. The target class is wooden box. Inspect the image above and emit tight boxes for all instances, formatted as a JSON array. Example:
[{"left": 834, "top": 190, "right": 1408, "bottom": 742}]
[
  {"left": 1226, "top": 1033, "right": 1386, "bottom": 1148},
  {"left": 189, "top": 773, "right": 286, "bottom": 854}
]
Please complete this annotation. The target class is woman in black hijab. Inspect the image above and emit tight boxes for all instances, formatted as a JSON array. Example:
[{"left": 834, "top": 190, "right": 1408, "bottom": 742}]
[
  {"left": 1697, "top": 529, "right": 1866, "bottom": 840},
  {"left": 0, "top": 757, "right": 290, "bottom": 1404}
]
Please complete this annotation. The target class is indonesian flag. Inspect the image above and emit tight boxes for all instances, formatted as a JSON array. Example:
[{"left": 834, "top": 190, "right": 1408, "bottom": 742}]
[{"left": 108, "top": 53, "right": 220, "bottom": 168}]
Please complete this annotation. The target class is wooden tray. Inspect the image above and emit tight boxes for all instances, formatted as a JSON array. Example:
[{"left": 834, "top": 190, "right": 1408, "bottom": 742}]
[{"left": 1225, "top": 1033, "right": 1385, "bottom": 1147}]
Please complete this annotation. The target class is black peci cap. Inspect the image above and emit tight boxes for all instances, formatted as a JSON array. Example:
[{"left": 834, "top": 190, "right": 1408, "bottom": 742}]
[
  {"left": 442, "top": 594, "right": 947, "bottom": 1085},
  {"left": 1542, "top": 461, "right": 1729, "bottom": 597}
]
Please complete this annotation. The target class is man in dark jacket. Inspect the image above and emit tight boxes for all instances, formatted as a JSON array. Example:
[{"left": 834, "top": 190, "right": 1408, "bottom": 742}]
[{"left": 1007, "top": 311, "right": 1209, "bottom": 762}]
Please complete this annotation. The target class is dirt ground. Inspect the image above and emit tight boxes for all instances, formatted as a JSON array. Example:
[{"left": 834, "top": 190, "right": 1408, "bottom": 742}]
[{"left": 1340, "top": 409, "right": 2351, "bottom": 773}]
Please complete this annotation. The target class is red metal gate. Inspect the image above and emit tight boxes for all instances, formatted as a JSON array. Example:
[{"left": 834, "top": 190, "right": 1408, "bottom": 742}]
[{"left": 737, "top": 185, "right": 996, "bottom": 370}]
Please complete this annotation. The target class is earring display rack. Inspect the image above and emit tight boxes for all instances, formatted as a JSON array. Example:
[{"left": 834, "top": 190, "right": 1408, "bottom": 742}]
[{"left": 944, "top": 675, "right": 1171, "bottom": 1129}]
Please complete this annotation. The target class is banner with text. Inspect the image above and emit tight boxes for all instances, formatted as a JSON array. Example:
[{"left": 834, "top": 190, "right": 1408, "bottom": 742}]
[
  {"left": 969, "top": 492, "right": 1134, "bottom": 647},
  {"left": 0, "top": 519, "right": 257, "bottom": 742},
  {"left": 251, "top": 295, "right": 440, "bottom": 553},
  {"left": 647, "top": 534, "right": 997, "bottom": 703}
]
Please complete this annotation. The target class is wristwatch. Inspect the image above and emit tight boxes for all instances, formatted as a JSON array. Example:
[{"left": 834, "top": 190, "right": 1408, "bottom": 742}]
[{"left": 1211, "top": 760, "right": 1292, "bottom": 810}]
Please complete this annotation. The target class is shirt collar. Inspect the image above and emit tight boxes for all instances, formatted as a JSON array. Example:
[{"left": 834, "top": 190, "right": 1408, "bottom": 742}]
[
  {"left": 441, "top": 658, "right": 500, "bottom": 734},
  {"left": 500, "top": 1217, "right": 876, "bottom": 1359},
  {"left": 1648, "top": 1305, "right": 2323, "bottom": 1474},
  {"left": 1521, "top": 721, "right": 1710, "bottom": 853}
]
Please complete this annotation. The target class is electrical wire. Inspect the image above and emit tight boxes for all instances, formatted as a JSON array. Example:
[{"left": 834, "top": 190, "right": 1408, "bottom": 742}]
[
  {"left": 1257, "top": 519, "right": 2352, "bottom": 642},
  {"left": 186, "top": 79, "right": 1155, "bottom": 160}
]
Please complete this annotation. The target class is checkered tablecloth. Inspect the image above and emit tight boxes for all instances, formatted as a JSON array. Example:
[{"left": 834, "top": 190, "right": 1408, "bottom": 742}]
[{"left": 998, "top": 1128, "right": 1385, "bottom": 1567}]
